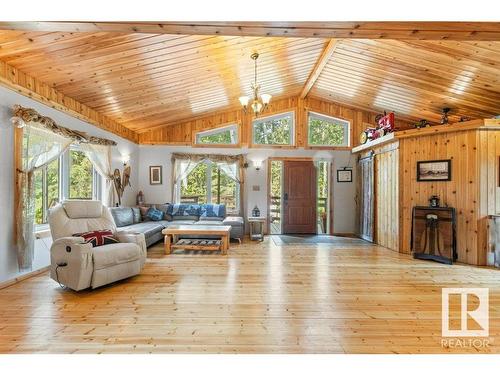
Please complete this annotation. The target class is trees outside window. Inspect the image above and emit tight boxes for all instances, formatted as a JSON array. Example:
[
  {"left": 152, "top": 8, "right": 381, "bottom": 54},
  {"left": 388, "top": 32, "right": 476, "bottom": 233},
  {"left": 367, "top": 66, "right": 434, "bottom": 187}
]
[
  {"left": 34, "top": 158, "right": 59, "bottom": 225},
  {"left": 308, "top": 112, "right": 350, "bottom": 147},
  {"left": 69, "top": 150, "right": 94, "bottom": 199},
  {"left": 179, "top": 160, "right": 240, "bottom": 213},
  {"left": 195, "top": 124, "right": 238, "bottom": 145},
  {"left": 34, "top": 146, "right": 100, "bottom": 226},
  {"left": 253, "top": 112, "right": 294, "bottom": 145}
]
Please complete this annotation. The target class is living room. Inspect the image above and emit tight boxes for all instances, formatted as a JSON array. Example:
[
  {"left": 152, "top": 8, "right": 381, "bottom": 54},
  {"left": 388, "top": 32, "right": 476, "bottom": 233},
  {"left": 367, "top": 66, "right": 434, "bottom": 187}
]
[{"left": 1, "top": 1, "right": 500, "bottom": 372}]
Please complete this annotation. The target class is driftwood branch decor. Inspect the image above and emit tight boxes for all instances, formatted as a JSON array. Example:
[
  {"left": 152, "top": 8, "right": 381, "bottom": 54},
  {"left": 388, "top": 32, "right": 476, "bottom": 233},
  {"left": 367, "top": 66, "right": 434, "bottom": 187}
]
[
  {"left": 11, "top": 105, "right": 117, "bottom": 146},
  {"left": 113, "top": 165, "right": 132, "bottom": 206}
]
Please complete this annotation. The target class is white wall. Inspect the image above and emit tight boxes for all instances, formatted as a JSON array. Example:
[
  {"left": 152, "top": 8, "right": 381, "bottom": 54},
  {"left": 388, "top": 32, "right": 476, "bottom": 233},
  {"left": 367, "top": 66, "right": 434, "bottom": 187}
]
[
  {"left": 138, "top": 145, "right": 357, "bottom": 234},
  {"left": 0, "top": 85, "right": 140, "bottom": 283}
]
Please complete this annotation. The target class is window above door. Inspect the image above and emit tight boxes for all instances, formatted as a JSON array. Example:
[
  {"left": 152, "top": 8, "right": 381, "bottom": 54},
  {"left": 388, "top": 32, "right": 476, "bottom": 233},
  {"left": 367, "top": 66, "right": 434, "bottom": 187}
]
[{"left": 252, "top": 111, "right": 295, "bottom": 146}]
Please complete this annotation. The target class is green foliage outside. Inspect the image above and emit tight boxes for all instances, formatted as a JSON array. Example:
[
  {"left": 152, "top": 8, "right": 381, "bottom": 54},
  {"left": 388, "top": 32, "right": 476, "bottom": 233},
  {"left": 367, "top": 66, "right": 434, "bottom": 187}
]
[
  {"left": 253, "top": 116, "right": 292, "bottom": 145},
  {"left": 180, "top": 161, "right": 238, "bottom": 211},
  {"left": 308, "top": 118, "right": 346, "bottom": 146},
  {"left": 34, "top": 150, "right": 94, "bottom": 225},
  {"left": 69, "top": 150, "right": 93, "bottom": 199},
  {"left": 198, "top": 129, "right": 233, "bottom": 144},
  {"left": 34, "top": 158, "right": 59, "bottom": 224}
]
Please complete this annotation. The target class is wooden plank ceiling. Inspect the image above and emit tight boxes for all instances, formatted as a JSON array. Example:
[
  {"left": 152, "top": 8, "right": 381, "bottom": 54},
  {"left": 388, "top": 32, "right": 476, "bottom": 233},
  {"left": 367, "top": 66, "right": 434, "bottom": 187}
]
[{"left": 0, "top": 26, "right": 498, "bottom": 133}]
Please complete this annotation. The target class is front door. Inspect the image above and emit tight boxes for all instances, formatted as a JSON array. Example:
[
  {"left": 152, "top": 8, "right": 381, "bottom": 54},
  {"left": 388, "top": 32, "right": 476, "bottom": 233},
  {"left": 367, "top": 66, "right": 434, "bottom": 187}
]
[{"left": 282, "top": 160, "right": 317, "bottom": 234}]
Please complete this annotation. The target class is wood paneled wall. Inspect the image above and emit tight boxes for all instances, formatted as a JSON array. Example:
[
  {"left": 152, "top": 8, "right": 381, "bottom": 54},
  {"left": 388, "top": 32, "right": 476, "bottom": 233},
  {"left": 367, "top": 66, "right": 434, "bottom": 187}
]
[
  {"left": 398, "top": 130, "right": 481, "bottom": 264},
  {"left": 138, "top": 95, "right": 413, "bottom": 147},
  {"left": 0, "top": 61, "right": 138, "bottom": 143},
  {"left": 398, "top": 127, "right": 500, "bottom": 265},
  {"left": 374, "top": 144, "right": 399, "bottom": 251}
]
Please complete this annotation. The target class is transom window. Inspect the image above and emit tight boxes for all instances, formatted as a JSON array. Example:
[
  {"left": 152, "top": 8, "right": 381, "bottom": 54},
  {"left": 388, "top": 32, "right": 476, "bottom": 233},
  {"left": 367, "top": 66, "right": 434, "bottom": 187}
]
[
  {"left": 307, "top": 112, "right": 350, "bottom": 147},
  {"left": 195, "top": 124, "right": 238, "bottom": 145},
  {"left": 176, "top": 160, "right": 240, "bottom": 213},
  {"left": 34, "top": 146, "right": 102, "bottom": 225},
  {"left": 252, "top": 111, "right": 294, "bottom": 146}
]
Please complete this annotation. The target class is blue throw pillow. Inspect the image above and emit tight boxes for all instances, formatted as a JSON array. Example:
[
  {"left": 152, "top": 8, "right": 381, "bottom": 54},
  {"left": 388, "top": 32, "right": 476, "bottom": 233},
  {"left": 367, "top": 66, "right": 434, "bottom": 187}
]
[
  {"left": 147, "top": 207, "right": 163, "bottom": 221},
  {"left": 168, "top": 204, "right": 200, "bottom": 217},
  {"left": 200, "top": 204, "right": 226, "bottom": 218}
]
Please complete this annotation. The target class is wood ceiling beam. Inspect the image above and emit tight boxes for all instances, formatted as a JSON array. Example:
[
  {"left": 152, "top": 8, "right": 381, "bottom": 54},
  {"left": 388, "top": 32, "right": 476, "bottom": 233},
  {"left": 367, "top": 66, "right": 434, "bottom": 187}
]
[
  {"left": 0, "top": 60, "right": 138, "bottom": 143},
  {"left": 0, "top": 22, "right": 499, "bottom": 40},
  {"left": 300, "top": 39, "right": 339, "bottom": 99}
]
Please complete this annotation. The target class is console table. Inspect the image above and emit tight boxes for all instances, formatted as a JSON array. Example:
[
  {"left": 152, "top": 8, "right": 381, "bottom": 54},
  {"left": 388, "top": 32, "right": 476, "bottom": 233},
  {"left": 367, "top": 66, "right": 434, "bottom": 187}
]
[{"left": 162, "top": 225, "right": 231, "bottom": 255}]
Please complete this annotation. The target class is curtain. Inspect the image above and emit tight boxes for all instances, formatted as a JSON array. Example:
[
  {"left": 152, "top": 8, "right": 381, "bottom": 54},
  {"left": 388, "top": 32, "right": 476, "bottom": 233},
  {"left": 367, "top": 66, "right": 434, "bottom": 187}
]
[
  {"left": 216, "top": 161, "right": 240, "bottom": 183},
  {"left": 172, "top": 158, "right": 201, "bottom": 202},
  {"left": 16, "top": 123, "right": 72, "bottom": 270},
  {"left": 171, "top": 153, "right": 245, "bottom": 214},
  {"left": 80, "top": 143, "right": 115, "bottom": 207}
]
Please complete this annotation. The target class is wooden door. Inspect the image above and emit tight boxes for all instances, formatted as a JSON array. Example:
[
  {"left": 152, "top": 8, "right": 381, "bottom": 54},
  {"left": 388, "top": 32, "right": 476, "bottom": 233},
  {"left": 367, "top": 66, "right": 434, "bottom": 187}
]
[
  {"left": 283, "top": 160, "right": 317, "bottom": 234},
  {"left": 358, "top": 155, "right": 374, "bottom": 242}
]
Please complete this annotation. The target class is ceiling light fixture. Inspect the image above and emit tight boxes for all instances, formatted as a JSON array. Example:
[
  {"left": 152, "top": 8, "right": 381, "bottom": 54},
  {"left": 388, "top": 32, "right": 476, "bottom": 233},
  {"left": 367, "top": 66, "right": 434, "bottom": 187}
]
[{"left": 239, "top": 52, "right": 272, "bottom": 117}]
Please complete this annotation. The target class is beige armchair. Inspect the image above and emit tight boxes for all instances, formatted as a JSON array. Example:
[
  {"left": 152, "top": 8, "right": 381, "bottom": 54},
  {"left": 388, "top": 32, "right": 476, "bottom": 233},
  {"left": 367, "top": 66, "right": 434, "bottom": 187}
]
[{"left": 48, "top": 200, "right": 146, "bottom": 291}]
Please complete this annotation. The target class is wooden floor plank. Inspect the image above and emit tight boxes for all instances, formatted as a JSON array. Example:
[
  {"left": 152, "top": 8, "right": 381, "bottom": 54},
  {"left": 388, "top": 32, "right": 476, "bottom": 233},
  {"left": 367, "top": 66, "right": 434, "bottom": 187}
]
[{"left": 0, "top": 237, "right": 498, "bottom": 353}]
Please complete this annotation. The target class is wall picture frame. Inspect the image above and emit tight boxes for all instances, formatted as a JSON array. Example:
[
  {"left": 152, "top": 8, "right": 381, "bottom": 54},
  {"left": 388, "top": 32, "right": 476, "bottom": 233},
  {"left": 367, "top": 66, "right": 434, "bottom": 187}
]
[
  {"left": 417, "top": 159, "right": 451, "bottom": 182},
  {"left": 337, "top": 169, "right": 352, "bottom": 183},
  {"left": 149, "top": 166, "right": 163, "bottom": 185}
]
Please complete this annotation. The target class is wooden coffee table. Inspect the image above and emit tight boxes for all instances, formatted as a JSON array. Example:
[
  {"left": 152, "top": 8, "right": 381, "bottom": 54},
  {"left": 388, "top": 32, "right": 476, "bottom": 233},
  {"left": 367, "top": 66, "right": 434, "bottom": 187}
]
[{"left": 162, "top": 225, "right": 231, "bottom": 255}]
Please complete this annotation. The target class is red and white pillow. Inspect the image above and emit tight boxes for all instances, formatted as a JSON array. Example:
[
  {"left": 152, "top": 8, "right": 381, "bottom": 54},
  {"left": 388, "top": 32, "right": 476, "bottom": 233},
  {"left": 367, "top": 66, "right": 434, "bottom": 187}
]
[{"left": 73, "top": 230, "right": 119, "bottom": 247}]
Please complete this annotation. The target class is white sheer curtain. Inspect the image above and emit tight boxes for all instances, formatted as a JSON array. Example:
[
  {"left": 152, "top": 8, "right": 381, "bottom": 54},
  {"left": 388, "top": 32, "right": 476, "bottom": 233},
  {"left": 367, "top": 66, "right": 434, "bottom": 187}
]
[
  {"left": 172, "top": 159, "right": 201, "bottom": 202},
  {"left": 16, "top": 123, "right": 72, "bottom": 270},
  {"left": 216, "top": 161, "right": 240, "bottom": 183},
  {"left": 80, "top": 143, "right": 115, "bottom": 207}
]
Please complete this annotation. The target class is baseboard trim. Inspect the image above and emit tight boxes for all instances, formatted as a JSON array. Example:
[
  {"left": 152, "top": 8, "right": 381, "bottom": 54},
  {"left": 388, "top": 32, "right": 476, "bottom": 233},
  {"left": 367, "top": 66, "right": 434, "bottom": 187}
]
[{"left": 0, "top": 266, "right": 50, "bottom": 291}]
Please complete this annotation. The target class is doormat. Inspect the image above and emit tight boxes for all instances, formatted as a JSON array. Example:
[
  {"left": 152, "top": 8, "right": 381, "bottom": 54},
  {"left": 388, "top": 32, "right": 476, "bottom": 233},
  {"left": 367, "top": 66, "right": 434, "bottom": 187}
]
[{"left": 271, "top": 235, "right": 370, "bottom": 245}]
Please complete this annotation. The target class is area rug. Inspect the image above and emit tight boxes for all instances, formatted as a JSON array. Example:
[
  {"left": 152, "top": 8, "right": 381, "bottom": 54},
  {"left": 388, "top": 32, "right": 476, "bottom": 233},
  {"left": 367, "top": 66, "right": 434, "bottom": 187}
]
[{"left": 272, "top": 235, "right": 371, "bottom": 246}]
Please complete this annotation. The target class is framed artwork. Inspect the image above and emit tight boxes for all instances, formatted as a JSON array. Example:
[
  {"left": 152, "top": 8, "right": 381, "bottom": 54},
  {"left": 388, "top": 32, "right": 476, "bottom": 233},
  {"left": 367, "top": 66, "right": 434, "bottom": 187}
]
[
  {"left": 337, "top": 169, "right": 352, "bottom": 183},
  {"left": 149, "top": 166, "right": 163, "bottom": 185},
  {"left": 417, "top": 159, "right": 451, "bottom": 182}
]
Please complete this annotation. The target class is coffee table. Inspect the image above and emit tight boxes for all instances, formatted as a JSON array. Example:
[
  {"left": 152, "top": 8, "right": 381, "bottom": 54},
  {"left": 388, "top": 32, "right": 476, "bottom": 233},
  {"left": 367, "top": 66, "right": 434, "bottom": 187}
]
[{"left": 162, "top": 225, "right": 231, "bottom": 255}]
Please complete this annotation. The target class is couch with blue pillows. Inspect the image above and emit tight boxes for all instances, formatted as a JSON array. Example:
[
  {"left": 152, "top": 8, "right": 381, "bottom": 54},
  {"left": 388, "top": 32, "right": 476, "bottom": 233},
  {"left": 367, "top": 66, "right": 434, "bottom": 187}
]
[{"left": 109, "top": 203, "right": 244, "bottom": 248}]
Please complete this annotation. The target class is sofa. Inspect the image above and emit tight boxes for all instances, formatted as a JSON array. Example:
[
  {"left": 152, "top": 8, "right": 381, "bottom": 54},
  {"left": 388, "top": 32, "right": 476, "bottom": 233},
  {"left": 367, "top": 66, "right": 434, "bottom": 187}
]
[
  {"left": 109, "top": 203, "right": 244, "bottom": 247},
  {"left": 48, "top": 200, "right": 147, "bottom": 291}
]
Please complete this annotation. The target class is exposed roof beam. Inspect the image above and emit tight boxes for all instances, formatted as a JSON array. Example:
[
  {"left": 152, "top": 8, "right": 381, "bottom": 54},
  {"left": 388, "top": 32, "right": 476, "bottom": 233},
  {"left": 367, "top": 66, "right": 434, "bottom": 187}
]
[
  {"left": 300, "top": 39, "right": 339, "bottom": 99},
  {"left": 0, "top": 22, "right": 499, "bottom": 40}
]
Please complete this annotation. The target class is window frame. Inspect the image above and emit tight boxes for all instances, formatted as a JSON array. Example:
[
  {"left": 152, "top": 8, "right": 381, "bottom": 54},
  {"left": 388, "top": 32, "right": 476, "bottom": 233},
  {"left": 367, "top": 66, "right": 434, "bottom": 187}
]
[
  {"left": 193, "top": 123, "right": 239, "bottom": 147},
  {"left": 251, "top": 111, "right": 295, "bottom": 147},
  {"left": 306, "top": 111, "right": 351, "bottom": 148},
  {"left": 34, "top": 144, "right": 102, "bottom": 230},
  {"left": 63, "top": 146, "right": 101, "bottom": 200},
  {"left": 175, "top": 159, "right": 241, "bottom": 214},
  {"left": 34, "top": 158, "right": 61, "bottom": 225}
]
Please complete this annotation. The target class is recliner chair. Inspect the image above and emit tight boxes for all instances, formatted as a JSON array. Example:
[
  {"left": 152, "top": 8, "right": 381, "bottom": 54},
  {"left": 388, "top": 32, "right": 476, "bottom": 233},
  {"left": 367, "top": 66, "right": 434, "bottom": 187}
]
[{"left": 48, "top": 200, "right": 147, "bottom": 291}]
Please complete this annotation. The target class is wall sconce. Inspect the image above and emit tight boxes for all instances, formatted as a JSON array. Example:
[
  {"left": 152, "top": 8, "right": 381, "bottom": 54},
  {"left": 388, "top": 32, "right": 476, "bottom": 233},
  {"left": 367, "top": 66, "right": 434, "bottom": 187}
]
[
  {"left": 253, "top": 160, "right": 263, "bottom": 171},
  {"left": 121, "top": 155, "right": 130, "bottom": 166}
]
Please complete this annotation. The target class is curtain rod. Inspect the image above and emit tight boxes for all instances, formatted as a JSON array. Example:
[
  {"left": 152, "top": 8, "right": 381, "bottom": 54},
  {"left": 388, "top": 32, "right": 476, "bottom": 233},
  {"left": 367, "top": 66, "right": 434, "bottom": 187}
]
[{"left": 11, "top": 105, "right": 117, "bottom": 146}]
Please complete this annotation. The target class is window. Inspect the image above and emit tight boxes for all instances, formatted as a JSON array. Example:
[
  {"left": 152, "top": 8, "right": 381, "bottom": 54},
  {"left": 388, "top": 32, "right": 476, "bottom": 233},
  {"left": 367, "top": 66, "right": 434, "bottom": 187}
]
[
  {"left": 178, "top": 160, "right": 240, "bottom": 213},
  {"left": 308, "top": 112, "right": 350, "bottom": 147},
  {"left": 252, "top": 112, "right": 294, "bottom": 146},
  {"left": 195, "top": 124, "right": 238, "bottom": 145},
  {"left": 34, "top": 158, "right": 60, "bottom": 225},
  {"left": 34, "top": 146, "right": 102, "bottom": 227},
  {"left": 69, "top": 149, "right": 95, "bottom": 199}
]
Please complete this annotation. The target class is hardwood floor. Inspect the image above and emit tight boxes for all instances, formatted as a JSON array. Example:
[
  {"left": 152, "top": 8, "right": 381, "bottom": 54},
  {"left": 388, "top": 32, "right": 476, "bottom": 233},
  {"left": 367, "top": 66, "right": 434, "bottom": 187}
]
[{"left": 0, "top": 236, "right": 499, "bottom": 354}]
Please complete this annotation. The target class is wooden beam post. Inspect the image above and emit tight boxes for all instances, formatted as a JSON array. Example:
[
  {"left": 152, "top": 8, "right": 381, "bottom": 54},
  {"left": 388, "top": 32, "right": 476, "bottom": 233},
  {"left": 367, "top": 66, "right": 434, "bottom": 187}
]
[
  {"left": 300, "top": 39, "right": 339, "bottom": 99},
  {"left": 0, "top": 22, "right": 499, "bottom": 40}
]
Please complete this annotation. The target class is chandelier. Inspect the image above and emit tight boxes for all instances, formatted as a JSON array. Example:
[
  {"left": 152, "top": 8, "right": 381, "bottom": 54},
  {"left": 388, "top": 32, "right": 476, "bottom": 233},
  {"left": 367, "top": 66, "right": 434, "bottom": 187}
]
[{"left": 239, "top": 52, "right": 272, "bottom": 117}]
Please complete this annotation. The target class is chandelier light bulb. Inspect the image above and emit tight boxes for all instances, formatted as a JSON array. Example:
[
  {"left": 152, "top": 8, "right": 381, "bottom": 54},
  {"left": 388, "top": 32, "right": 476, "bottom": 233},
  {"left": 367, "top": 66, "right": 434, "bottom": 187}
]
[
  {"left": 261, "top": 93, "right": 272, "bottom": 105},
  {"left": 239, "top": 96, "right": 249, "bottom": 107}
]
